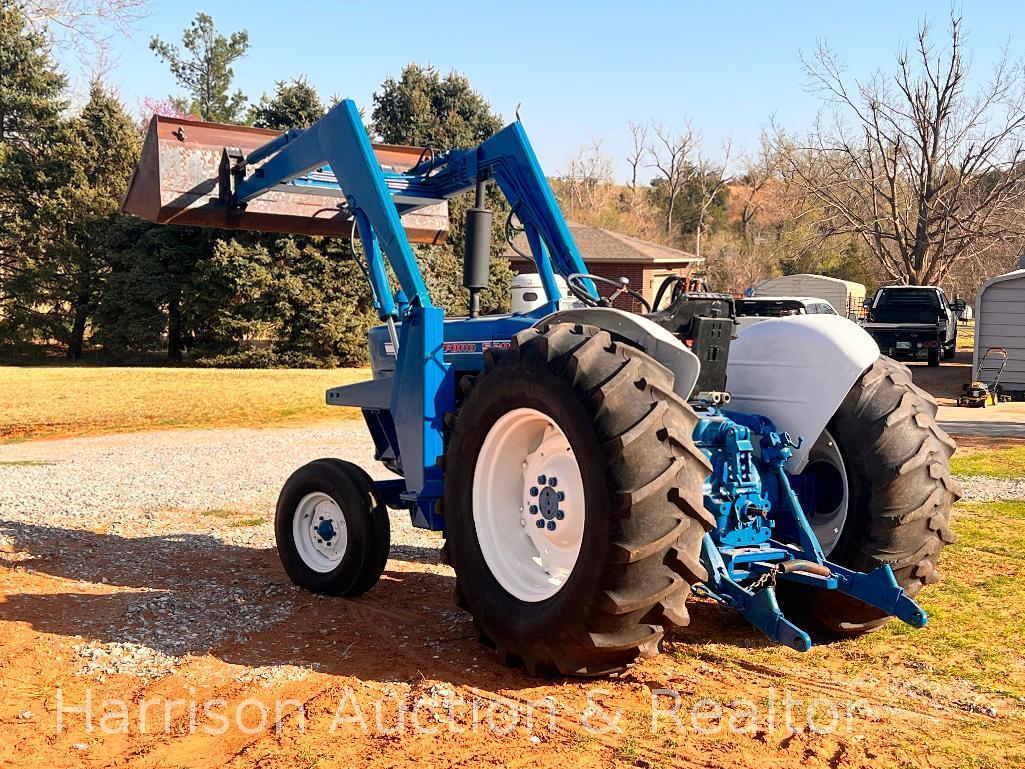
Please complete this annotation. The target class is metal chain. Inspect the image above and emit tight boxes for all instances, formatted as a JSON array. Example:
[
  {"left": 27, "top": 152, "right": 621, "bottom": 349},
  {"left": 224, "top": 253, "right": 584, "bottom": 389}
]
[{"left": 748, "top": 567, "right": 778, "bottom": 592}]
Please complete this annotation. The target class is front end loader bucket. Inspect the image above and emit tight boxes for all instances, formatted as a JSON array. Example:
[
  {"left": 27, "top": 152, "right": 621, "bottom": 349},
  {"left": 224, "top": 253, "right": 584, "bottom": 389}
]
[{"left": 122, "top": 115, "right": 449, "bottom": 243}]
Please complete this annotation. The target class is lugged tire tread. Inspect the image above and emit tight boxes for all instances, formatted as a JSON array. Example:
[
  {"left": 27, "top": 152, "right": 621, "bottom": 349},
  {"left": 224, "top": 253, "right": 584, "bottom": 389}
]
[
  {"left": 444, "top": 321, "right": 713, "bottom": 676},
  {"left": 782, "top": 356, "right": 960, "bottom": 634}
]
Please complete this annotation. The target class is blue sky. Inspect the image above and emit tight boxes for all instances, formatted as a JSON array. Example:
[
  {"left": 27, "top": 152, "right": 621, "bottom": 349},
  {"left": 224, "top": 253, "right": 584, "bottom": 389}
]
[{"left": 58, "top": 1, "right": 1025, "bottom": 182}]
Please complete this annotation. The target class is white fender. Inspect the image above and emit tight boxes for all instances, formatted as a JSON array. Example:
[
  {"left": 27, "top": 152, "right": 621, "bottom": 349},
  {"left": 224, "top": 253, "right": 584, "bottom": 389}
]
[
  {"left": 538, "top": 307, "right": 701, "bottom": 401},
  {"left": 726, "top": 315, "right": 880, "bottom": 472}
]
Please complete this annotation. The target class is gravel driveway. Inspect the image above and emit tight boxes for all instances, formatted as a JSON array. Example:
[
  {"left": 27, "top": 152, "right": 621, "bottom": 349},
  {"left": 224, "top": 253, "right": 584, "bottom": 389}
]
[
  {"left": 1, "top": 423, "right": 1015, "bottom": 525},
  {"left": 0, "top": 424, "right": 386, "bottom": 521},
  {"left": 0, "top": 424, "right": 444, "bottom": 679}
]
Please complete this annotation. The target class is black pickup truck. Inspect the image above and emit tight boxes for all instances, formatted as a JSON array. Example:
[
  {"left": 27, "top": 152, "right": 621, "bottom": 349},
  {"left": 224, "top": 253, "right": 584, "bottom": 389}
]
[{"left": 861, "top": 286, "right": 966, "bottom": 366}]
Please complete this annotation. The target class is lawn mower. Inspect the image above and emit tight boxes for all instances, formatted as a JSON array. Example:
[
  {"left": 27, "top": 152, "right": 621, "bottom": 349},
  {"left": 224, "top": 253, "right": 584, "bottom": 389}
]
[
  {"left": 958, "top": 347, "right": 1011, "bottom": 407},
  {"left": 122, "top": 98, "right": 960, "bottom": 675}
]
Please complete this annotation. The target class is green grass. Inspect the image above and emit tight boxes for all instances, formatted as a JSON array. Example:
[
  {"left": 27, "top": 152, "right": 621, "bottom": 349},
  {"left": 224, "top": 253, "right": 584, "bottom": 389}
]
[
  {"left": 879, "top": 500, "right": 1025, "bottom": 694},
  {"left": 227, "top": 517, "right": 268, "bottom": 528},
  {"left": 685, "top": 501, "right": 1025, "bottom": 697},
  {"left": 951, "top": 444, "right": 1025, "bottom": 478},
  {"left": 0, "top": 366, "right": 371, "bottom": 442},
  {"left": 0, "top": 460, "right": 58, "bottom": 467}
]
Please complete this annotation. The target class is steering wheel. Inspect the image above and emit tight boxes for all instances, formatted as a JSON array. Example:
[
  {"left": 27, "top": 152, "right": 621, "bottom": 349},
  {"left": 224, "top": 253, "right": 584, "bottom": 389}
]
[{"left": 567, "top": 273, "right": 651, "bottom": 313}]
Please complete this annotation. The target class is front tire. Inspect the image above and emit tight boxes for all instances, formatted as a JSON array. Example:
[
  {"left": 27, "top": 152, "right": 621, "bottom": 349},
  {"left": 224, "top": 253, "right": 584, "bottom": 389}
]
[
  {"left": 275, "top": 459, "right": 390, "bottom": 596},
  {"left": 444, "top": 323, "right": 713, "bottom": 675},
  {"left": 780, "top": 357, "right": 960, "bottom": 634}
]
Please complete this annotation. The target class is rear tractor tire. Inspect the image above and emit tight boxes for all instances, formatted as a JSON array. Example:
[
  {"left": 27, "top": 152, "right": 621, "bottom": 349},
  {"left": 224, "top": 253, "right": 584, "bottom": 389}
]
[
  {"left": 780, "top": 356, "right": 961, "bottom": 635},
  {"left": 275, "top": 458, "right": 390, "bottom": 596},
  {"left": 443, "top": 322, "right": 714, "bottom": 676}
]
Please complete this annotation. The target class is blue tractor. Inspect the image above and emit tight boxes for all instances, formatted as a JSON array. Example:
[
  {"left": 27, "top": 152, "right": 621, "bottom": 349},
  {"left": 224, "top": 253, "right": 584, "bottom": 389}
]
[{"left": 123, "top": 99, "right": 961, "bottom": 675}]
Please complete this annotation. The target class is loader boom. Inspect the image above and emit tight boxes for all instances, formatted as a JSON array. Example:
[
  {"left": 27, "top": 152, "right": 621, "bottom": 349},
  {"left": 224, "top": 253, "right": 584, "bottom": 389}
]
[{"left": 205, "top": 99, "right": 593, "bottom": 522}]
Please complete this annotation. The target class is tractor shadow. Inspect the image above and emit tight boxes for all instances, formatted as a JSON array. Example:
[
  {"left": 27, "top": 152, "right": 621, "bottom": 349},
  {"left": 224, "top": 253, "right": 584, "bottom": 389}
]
[
  {"left": 667, "top": 598, "right": 778, "bottom": 650},
  {"left": 0, "top": 519, "right": 773, "bottom": 688}
]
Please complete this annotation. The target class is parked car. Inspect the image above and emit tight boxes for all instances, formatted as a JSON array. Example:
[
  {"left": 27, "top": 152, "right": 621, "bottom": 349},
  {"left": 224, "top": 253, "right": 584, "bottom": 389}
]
[
  {"left": 754, "top": 274, "right": 866, "bottom": 318},
  {"left": 735, "top": 296, "right": 838, "bottom": 329},
  {"left": 861, "top": 285, "right": 965, "bottom": 366}
]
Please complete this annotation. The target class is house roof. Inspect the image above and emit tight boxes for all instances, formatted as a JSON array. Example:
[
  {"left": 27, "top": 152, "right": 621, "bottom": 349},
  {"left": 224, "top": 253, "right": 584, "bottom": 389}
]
[{"left": 502, "top": 221, "right": 702, "bottom": 265}]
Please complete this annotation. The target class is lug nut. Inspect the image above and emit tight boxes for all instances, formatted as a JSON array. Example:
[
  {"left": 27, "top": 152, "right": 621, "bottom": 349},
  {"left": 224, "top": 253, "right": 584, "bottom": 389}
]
[
  {"left": 546, "top": 521, "right": 557, "bottom": 531},
  {"left": 529, "top": 486, "right": 539, "bottom": 497},
  {"left": 549, "top": 477, "right": 557, "bottom": 487},
  {"left": 535, "top": 519, "right": 545, "bottom": 529},
  {"left": 557, "top": 491, "right": 565, "bottom": 501},
  {"left": 529, "top": 505, "right": 539, "bottom": 514},
  {"left": 556, "top": 510, "right": 565, "bottom": 520},
  {"left": 537, "top": 474, "right": 547, "bottom": 485}
]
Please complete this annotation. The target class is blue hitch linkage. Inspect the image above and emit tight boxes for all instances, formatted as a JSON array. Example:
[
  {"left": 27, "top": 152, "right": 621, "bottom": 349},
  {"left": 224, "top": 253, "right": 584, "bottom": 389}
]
[{"left": 694, "top": 410, "right": 928, "bottom": 650}]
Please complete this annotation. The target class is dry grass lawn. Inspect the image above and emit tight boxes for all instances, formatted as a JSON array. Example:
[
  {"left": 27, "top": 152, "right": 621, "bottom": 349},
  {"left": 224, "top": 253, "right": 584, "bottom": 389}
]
[
  {"left": 956, "top": 319, "right": 975, "bottom": 351},
  {"left": 0, "top": 366, "right": 369, "bottom": 442}
]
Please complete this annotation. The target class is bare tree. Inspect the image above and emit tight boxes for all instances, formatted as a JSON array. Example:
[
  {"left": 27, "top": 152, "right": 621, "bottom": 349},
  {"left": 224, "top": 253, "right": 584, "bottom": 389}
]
[
  {"left": 561, "top": 138, "right": 616, "bottom": 219},
  {"left": 775, "top": 14, "right": 1025, "bottom": 285},
  {"left": 646, "top": 121, "right": 695, "bottom": 237},
  {"left": 626, "top": 120, "right": 648, "bottom": 192},
  {"left": 693, "top": 139, "right": 733, "bottom": 259},
  {"left": 703, "top": 230, "right": 775, "bottom": 295},
  {"left": 736, "top": 135, "right": 779, "bottom": 241},
  {"left": 22, "top": 0, "right": 147, "bottom": 60}
]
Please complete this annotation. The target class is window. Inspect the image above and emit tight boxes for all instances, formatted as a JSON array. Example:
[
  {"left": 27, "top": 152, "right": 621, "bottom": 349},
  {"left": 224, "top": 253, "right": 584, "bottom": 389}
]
[
  {"left": 876, "top": 289, "right": 941, "bottom": 310},
  {"left": 736, "top": 299, "right": 807, "bottom": 317}
]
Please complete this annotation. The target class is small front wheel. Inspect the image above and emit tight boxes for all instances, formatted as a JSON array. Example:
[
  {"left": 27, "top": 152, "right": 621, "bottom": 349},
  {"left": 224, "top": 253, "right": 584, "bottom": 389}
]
[{"left": 275, "top": 459, "right": 390, "bottom": 596}]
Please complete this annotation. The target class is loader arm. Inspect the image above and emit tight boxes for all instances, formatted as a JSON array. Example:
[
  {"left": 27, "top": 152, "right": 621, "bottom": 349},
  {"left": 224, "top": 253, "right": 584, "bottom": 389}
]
[
  {"left": 209, "top": 99, "right": 595, "bottom": 522},
  {"left": 220, "top": 101, "right": 594, "bottom": 310}
]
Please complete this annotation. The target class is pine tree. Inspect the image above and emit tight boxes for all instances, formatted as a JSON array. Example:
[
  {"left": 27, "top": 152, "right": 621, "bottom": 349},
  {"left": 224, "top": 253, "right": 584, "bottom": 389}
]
[
  {"left": 95, "top": 223, "right": 215, "bottom": 362},
  {"left": 0, "top": 1, "right": 70, "bottom": 350},
  {"left": 150, "top": 13, "right": 249, "bottom": 123},
  {"left": 57, "top": 82, "right": 140, "bottom": 359},
  {"left": 250, "top": 78, "right": 325, "bottom": 130},
  {"left": 372, "top": 65, "right": 502, "bottom": 149},
  {"left": 371, "top": 64, "right": 513, "bottom": 315},
  {"left": 14, "top": 82, "right": 142, "bottom": 359}
]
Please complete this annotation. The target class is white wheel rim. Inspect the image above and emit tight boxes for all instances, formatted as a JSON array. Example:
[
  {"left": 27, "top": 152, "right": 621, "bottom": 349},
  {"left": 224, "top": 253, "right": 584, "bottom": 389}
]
[
  {"left": 473, "top": 407, "right": 585, "bottom": 602},
  {"left": 802, "top": 429, "right": 849, "bottom": 557},
  {"left": 292, "top": 492, "right": 348, "bottom": 572}
]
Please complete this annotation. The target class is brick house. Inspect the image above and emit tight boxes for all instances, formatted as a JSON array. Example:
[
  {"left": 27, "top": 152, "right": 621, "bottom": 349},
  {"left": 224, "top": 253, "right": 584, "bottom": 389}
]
[{"left": 502, "top": 221, "right": 703, "bottom": 310}]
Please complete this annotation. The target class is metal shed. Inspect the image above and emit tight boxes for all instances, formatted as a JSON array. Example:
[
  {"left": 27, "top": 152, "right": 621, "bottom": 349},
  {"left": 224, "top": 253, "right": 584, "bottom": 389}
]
[
  {"left": 754, "top": 274, "right": 866, "bottom": 317},
  {"left": 974, "top": 268, "right": 1025, "bottom": 391}
]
